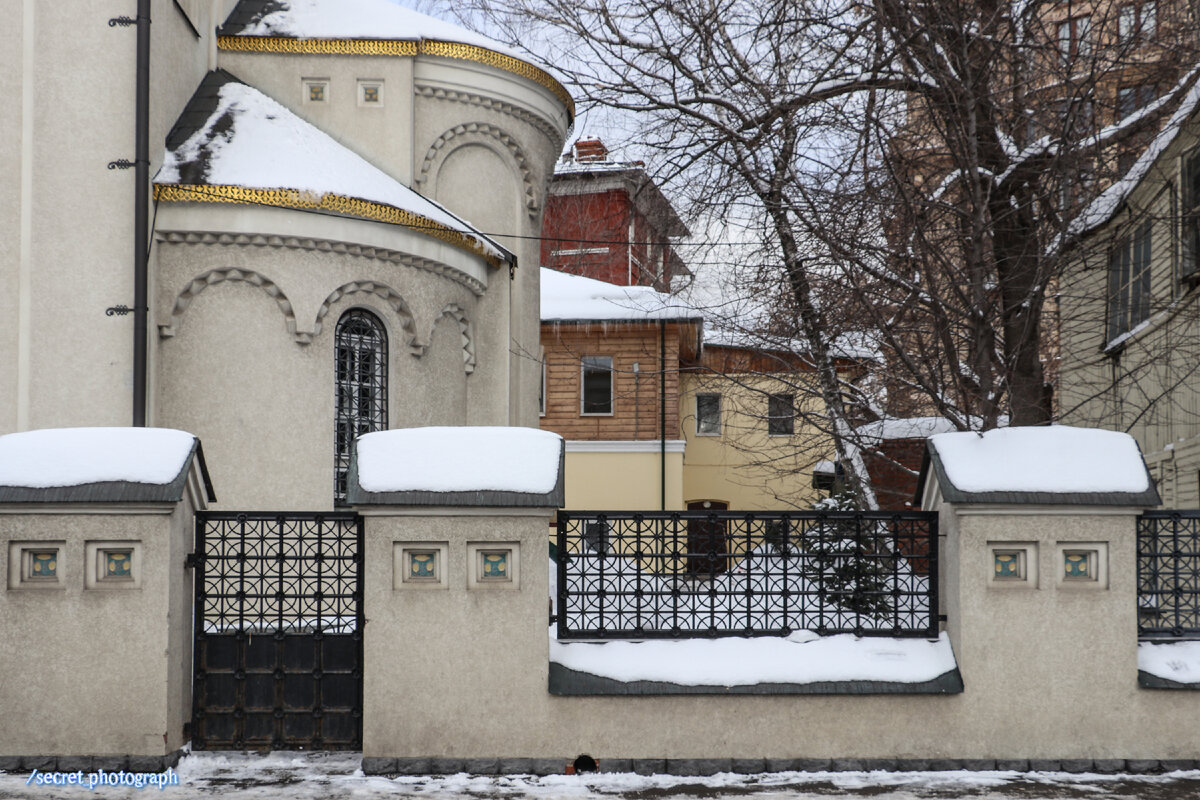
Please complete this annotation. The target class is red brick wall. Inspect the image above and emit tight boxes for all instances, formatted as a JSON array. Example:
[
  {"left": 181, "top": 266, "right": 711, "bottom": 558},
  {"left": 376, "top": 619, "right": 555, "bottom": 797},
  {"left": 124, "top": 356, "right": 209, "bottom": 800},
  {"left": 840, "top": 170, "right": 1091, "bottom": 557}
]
[{"left": 864, "top": 437, "right": 928, "bottom": 510}]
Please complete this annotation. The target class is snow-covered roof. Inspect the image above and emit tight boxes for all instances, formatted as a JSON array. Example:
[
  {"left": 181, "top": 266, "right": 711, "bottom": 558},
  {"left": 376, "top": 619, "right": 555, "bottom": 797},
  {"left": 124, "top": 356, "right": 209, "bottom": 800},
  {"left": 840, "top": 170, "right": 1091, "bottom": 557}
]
[
  {"left": 703, "top": 327, "right": 880, "bottom": 362},
  {"left": 1071, "top": 78, "right": 1200, "bottom": 238},
  {"left": 220, "top": 0, "right": 521, "bottom": 59},
  {"left": 155, "top": 71, "right": 507, "bottom": 267},
  {"left": 540, "top": 268, "right": 702, "bottom": 323},
  {"left": 0, "top": 427, "right": 215, "bottom": 505},
  {"left": 857, "top": 416, "right": 963, "bottom": 443},
  {"left": 922, "top": 426, "right": 1159, "bottom": 505},
  {"left": 349, "top": 427, "right": 564, "bottom": 506},
  {"left": 1139, "top": 641, "right": 1200, "bottom": 688}
]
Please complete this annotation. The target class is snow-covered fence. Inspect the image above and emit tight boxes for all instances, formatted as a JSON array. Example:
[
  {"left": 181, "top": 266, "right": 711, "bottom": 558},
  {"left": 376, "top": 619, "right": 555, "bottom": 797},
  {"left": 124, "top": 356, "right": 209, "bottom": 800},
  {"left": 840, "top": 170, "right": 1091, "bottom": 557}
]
[{"left": 555, "top": 510, "right": 938, "bottom": 639}]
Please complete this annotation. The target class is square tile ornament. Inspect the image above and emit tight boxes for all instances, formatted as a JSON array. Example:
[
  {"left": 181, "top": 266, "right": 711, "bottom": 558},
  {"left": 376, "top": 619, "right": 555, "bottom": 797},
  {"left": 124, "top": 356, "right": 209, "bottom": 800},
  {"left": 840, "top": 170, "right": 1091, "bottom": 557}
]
[
  {"left": 84, "top": 541, "right": 142, "bottom": 589},
  {"left": 987, "top": 542, "right": 1037, "bottom": 588},
  {"left": 393, "top": 542, "right": 448, "bottom": 590},
  {"left": 7, "top": 542, "right": 65, "bottom": 589},
  {"left": 467, "top": 542, "right": 520, "bottom": 590}
]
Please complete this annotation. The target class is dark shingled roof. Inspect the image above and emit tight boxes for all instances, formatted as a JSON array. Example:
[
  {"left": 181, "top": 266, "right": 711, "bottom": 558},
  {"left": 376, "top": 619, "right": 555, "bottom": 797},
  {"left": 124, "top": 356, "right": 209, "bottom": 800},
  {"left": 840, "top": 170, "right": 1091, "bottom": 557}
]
[
  {"left": 163, "top": 69, "right": 244, "bottom": 183},
  {"left": 914, "top": 439, "right": 1161, "bottom": 507},
  {"left": 345, "top": 441, "right": 565, "bottom": 508},
  {"left": 0, "top": 440, "right": 216, "bottom": 506}
]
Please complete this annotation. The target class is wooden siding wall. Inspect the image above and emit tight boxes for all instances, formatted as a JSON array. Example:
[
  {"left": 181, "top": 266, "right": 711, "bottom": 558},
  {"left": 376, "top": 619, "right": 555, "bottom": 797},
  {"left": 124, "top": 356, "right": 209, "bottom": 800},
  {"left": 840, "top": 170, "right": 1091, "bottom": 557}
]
[{"left": 540, "top": 322, "right": 683, "bottom": 441}]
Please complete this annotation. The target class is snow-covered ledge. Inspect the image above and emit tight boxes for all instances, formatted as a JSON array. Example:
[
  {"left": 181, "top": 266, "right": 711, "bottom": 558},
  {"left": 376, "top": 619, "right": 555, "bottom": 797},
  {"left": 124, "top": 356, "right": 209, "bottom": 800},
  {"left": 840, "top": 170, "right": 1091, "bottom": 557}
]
[
  {"left": 346, "top": 426, "right": 564, "bottom": 507},
  {"left": 1139, "top": 641, "right": 1200, "bottom": 689},
  {"left": 549, "top": 628, "right": 963, "bottom": 695}
]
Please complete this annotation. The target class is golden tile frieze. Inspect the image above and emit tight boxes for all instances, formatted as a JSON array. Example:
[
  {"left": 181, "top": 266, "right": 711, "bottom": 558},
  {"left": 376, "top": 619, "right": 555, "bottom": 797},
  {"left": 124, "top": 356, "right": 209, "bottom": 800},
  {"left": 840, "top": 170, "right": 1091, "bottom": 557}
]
[
  {"left": 217, "top": 36, "right": 574, "bottom": 119},
  {"left": 153, "top": 183, "right": 504, "bottom": 270}
]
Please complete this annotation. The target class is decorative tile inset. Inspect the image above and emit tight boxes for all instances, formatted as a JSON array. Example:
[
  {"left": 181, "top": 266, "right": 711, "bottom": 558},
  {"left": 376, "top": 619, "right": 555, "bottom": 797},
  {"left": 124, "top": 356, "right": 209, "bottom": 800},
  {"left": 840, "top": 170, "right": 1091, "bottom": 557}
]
[
  {"left": 481, "top": 551, "right": 509, "bottom": 580},
  {"left": 305, "top": 79, "right": 328, "bottom": 103},
  {"left": 986, "top": 542, "right": 1036, "bottom": 589},
  {"left": 467, "top": 542, "right": 520, "bottom": 589},
  {"left": 85, "top": 541, "right": 141, "bottom": 589},
  {"left": 993, "top": 550, "right": 1024, "bottom": 580},
  {"left": 29, "top": 551, "right": 58, "bottom": 579},
  {"left": 1054, "top": 542, "right": 1107, "bottom": 590},
  {"left": 358, "top": 81, "right": 383, "bottom": 106},
  {"left": 103, "top": 550, "right": 134, "bottom": 580},
  {"left": 8, "top": 542, "right": 65, "bottom": 589},
  {"left": 408, "top": 551, "right": 437, "bottom": 580},
  {"left": 1063, "top": 550, "right": 1095, "bottom": 581},
  {"left": 393, "top": 543, "right": 448, "bottom": 590}
]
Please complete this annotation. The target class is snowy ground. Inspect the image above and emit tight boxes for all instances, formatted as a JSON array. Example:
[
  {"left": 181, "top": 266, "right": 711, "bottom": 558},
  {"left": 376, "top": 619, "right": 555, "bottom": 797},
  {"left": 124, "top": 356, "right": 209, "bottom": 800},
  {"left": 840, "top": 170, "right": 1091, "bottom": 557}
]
[{"left": 2, "top": 752, "right": 1200, "bottom": 800}]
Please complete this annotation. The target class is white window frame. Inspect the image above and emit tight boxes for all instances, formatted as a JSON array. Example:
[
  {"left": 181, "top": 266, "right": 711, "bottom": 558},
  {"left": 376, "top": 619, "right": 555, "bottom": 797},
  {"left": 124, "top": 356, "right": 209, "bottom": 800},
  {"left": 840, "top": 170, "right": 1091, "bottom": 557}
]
[
  {"left": 768, "top": 393, "right": 795, "bottom": 437},
  {"left": 580, "top": 356, "right": 614, "bottom": 416},
  {"left": 696, "top": 393, "right": 721, "bottom": 436}
]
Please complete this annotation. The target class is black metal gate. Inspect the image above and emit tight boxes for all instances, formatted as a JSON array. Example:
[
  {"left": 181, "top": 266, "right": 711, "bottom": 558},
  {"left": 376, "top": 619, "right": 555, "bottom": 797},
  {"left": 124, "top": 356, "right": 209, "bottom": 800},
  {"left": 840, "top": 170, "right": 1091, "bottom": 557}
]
[{"left": 191, "top": 512, "right": 363, "bottom": 750}]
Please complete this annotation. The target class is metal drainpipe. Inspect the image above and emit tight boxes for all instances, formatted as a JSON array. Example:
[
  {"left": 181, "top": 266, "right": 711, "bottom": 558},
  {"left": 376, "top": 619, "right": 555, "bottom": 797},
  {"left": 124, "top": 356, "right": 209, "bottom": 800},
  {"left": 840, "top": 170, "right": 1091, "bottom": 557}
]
[
  {"left": 132, "top": 0, "right": 151, "bottom": 427},
  {"left": 659, "top": 319, "right": 666, "bottom": 511}
]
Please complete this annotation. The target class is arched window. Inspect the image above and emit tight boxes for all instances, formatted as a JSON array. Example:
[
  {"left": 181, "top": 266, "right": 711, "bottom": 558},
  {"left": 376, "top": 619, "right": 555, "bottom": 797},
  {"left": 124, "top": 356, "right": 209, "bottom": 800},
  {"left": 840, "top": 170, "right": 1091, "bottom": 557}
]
[{"left": 334, "top": 309, "right": 388, "bottom": 504}]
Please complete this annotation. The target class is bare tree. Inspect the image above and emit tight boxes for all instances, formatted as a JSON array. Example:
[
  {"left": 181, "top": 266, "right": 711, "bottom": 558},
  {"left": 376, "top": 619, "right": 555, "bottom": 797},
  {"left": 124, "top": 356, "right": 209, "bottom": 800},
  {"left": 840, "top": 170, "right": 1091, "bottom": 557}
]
[{"left": 461, "top": 0, "right": 1200, "bottom": 507}]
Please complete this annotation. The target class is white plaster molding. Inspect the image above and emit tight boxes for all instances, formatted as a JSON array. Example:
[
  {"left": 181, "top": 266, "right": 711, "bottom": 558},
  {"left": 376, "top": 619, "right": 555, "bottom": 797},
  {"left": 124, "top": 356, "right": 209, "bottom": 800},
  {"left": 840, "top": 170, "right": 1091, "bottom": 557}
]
[
  {"left": 433, "top": 302, "right": 476, "bottom": 373},
  {"left": 313, "top": 281, "right": 423, "bottom": 355},
  {"left": 154, "top": 230, "right": 487, "bottom": 296},
  {"left": 159, "top": 267, "right": 298, "bottom": 341},
  {"left": 415, "top": 122, "right": 540, "bottom": 219},
  {"left": 413, "top": 83, "right": 560, "bottom": 144}
]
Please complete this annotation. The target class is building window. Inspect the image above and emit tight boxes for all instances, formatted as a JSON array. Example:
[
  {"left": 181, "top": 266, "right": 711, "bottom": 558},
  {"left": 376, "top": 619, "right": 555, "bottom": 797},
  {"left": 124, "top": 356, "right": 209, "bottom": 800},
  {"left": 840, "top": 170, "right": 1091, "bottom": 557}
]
[
  {"left": 1107, "top": 221, "right": 1152, "bottom": 343},
  {"left": 1118, "top": 84, "right": 1156, "bottom": 119},
  {"left": 580, "top": 356, "right": 613, "bottom": 415},
  {"left": 1118, "top": 2, "right": 1156, "bottom": 42},
  {"left": 335, "top": 309, "right": 388, "bottom": 504},
  {"left": 538, "top": 352, "right": 547, "bottom": 417},
  {"left": 1182, "top": 149, "right": 1200, "bottom": 281},
  {"left": 1057, "top": 15, "right": 1092, "bottom": 63},
  {"left": 768, "top": 393, "right": 795, "bottom": 436},
  {"left": 696, "top": 393, "right": 721, "bottom": 435}
]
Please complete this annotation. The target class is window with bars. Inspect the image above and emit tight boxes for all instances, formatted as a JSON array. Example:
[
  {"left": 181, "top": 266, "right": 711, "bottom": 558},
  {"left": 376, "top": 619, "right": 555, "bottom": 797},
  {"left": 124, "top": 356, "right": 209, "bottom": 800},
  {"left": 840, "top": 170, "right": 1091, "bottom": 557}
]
[
  {"left": 334, "top": 309, "right": 388, "bottom": 504},
  {"left": 1107, "top": 221, "right": 1152, "bottom": 344}
]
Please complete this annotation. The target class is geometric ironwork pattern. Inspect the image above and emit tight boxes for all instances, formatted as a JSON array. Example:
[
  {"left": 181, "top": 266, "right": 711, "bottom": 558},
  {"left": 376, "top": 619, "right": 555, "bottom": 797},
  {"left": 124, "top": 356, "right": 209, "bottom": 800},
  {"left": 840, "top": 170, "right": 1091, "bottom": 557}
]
[
  {"left": 1138, "top": 511, "right": 1200, "bottom": 638},
  {"left": 334, "top": 309, "right": 388, "bottom": 506},
  {"left": 556, "top": 510, "right": 939, "bottom": 640},
  {"left": 192, "top": 512, "right": 364, "bottom": 751}
]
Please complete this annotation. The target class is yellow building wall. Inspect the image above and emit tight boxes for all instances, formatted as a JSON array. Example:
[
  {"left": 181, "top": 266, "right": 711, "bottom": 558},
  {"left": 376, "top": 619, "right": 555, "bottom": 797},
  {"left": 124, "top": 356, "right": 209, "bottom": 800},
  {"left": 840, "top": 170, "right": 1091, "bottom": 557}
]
[
  {"left": 679, "top": 372, "right": 827, "bottom": 510},
  {"left": 562, "top": 448, "right": 684, "bottom": 510}
]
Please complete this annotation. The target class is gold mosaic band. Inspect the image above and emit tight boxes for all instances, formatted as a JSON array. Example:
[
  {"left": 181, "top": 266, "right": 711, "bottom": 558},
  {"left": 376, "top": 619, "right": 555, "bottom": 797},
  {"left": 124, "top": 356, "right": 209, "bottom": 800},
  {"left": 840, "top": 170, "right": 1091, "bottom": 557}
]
[
  {"left": 217, "top": 36, "right": 574, "bottom": 119},
  {"left": 153, "top": 183, "right": 505, "bottom": 270}
]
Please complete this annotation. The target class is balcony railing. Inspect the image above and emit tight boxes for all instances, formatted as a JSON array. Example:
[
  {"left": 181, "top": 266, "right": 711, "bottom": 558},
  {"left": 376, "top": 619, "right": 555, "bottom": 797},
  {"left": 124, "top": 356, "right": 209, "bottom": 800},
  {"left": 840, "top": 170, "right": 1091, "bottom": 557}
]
[
  {"left": 1138, "top": 511, "right": 1200, "bottom": 638},
  {"left": 555, "top": 510, "right": 939, "bottom": 640}
]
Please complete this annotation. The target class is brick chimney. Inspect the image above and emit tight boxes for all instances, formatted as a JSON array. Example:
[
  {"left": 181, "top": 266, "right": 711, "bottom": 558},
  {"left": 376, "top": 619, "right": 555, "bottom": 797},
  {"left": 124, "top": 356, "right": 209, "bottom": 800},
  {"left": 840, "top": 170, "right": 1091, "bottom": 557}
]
[{"left": 572, "top": 138, "right": 608, "bottom": 163}]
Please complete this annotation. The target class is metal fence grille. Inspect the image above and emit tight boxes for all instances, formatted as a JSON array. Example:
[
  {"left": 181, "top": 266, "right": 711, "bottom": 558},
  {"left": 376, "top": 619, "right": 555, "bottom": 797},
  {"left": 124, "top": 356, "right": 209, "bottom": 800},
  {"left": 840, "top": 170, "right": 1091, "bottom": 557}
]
[
  {"left": 555, "top": 510, "right": 939, "bottom": 639},
  {"left": 192, "top": 512, "right": 363, "bottom": 751},
  {"left": 1138, "top": 511, "right": 1200, "bottom": 638},
  {"left": 334, "top": 309, "right": 387, "bottom": 505}
]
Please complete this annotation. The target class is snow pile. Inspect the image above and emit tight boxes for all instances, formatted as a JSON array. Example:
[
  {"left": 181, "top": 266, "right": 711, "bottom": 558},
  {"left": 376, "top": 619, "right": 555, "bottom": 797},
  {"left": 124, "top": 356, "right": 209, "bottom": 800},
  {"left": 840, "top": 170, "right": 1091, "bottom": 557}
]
[
  {"left": 227, "top": 0, "right": 524, "bottom": 59},
  {"left": 0, "top": 428, "right": 196, "bottom": 488},
  {"left": 540, "top": 268, "right": 699, "bottom": 322},
  {"left": 930, "top": 426, "right": 1150, "bottom": 495},
  {"left": 551, "top": 627, "right": 956, "bottom": 685},
  {"left": 156, "top": 79, "right": 502, "bottom": 260},
  {"left": 356, "top": 427, "right": 562, "bottom": 494},
  {"left": 1139, "top": 640, "right": 1200, "bottom": 684}
]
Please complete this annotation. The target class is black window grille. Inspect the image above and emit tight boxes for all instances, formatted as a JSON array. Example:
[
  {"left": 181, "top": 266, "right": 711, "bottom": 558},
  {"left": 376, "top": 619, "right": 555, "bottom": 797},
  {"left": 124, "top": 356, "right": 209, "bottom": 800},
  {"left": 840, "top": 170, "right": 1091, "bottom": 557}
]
[
  {"left": 1138, "top": 511, "right": 1200, "bottom": 638},
  {"left": 556, "top": 510, "right": 939, "bottom": 639},
  {"left": 334, "top": 310, "right": 387, "bottom": 504}
]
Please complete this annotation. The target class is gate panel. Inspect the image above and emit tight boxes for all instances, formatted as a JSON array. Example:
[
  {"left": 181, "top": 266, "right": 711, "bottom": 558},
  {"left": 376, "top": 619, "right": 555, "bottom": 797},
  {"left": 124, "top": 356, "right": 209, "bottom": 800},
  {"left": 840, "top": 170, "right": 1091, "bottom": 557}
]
[{"left": 192, "top": 512, "right": 363, "bottom": 751}]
